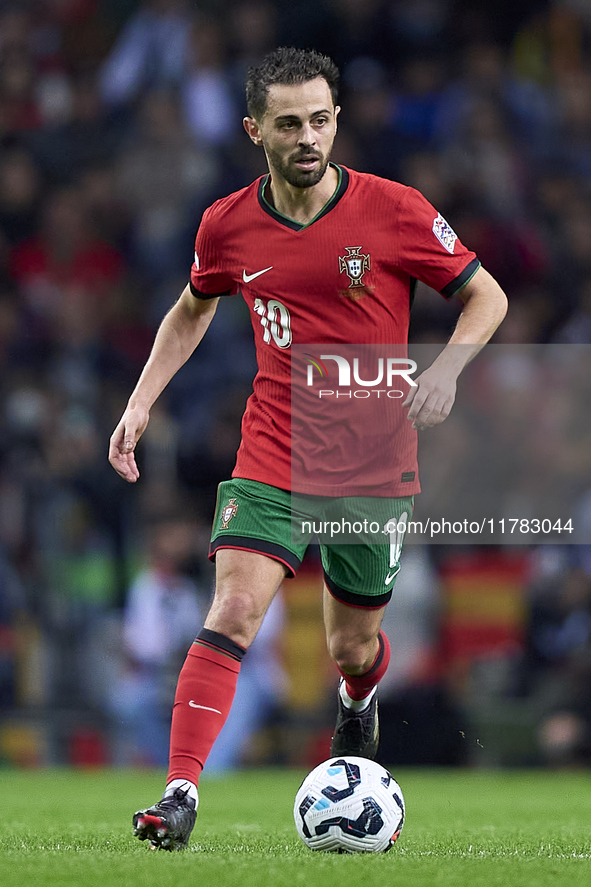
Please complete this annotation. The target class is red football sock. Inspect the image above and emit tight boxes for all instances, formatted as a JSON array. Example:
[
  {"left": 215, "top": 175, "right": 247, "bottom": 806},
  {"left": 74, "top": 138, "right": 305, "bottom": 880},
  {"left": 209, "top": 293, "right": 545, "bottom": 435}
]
[
  {"left": 337, "top": 630, "right": 391, "bottom": 701},
  {"left": 167, "top": 629, "right": 246, "bottom": 786}
]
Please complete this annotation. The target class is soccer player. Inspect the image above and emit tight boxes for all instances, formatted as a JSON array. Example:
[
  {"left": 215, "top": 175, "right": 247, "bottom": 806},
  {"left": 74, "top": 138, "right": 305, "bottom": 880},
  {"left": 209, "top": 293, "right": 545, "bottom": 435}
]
[{"left": 109, "top": 47, "right": 507, "bottom": 850}]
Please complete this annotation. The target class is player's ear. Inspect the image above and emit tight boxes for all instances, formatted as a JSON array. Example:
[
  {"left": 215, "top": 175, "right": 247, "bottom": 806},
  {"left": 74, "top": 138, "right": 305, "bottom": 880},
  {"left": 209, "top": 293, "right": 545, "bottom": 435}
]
[
  {"left": 334, "top": 105, "right": 341, "bottom": 131},
  {"left": 243, "top": 117, "right": 263, "bottom": 146}
]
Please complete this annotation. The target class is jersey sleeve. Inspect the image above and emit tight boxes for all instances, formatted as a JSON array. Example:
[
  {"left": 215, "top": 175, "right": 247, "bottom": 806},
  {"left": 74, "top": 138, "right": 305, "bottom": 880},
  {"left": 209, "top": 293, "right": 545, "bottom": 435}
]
[
  {"left": 189, "top": 206, "right": 239, "bottom": 299},
  {"left": 396, "top": 187, "right": 480, "bottom": 299}
]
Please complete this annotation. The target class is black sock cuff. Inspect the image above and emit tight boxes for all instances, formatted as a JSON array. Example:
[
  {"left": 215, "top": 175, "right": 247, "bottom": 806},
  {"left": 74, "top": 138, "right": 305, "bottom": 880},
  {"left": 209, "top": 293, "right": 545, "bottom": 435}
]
[
  {"left": 363, "top": 631, "right": 385, "bottom": 678},
  {"left": 195, "top": 628, "right": 247, "bottom": 662}
]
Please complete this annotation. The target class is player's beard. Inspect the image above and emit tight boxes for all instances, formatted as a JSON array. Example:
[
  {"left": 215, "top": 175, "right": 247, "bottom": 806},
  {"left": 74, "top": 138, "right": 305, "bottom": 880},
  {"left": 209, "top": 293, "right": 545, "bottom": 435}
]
[{"left": 265, "top": 144, "right": 332, "bottom": 189}]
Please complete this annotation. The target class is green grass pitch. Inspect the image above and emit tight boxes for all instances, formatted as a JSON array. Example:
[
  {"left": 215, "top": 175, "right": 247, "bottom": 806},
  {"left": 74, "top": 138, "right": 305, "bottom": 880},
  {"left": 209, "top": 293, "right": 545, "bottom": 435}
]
[{"left": 1, "top": 768, "right": 590, "bottom": 887}]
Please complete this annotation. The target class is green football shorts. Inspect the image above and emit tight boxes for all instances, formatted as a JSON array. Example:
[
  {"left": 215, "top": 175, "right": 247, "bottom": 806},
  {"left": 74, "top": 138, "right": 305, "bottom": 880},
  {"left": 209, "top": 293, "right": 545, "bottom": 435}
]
[{"left": 209, "top": 478, "right": 414, "bottom": 608}]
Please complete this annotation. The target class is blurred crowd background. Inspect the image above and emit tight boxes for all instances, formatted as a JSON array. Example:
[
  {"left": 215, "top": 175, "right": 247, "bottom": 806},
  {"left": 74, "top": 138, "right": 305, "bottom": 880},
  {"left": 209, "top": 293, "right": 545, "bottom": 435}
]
[{"left": 2, "top": 0, "right": 591, "bottom": 773}]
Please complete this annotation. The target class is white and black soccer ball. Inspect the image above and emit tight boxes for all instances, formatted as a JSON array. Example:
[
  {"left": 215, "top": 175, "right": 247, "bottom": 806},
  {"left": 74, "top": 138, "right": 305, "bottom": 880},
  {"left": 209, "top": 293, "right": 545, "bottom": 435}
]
[{"left": 294, "top": 756, "right": 405, "bottom": 853}]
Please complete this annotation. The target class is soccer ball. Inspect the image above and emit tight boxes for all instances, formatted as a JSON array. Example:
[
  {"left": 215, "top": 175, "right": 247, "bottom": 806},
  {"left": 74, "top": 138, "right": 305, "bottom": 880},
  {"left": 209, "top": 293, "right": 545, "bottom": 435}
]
[{"left": 294, "top": 756, "right": 405, "bottom": 853}]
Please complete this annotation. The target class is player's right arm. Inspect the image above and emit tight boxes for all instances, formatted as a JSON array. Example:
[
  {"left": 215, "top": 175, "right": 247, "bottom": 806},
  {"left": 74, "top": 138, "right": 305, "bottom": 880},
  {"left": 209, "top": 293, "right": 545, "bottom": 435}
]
[{"left": 109, "top": 285, "right": 219, "bottom": 482}]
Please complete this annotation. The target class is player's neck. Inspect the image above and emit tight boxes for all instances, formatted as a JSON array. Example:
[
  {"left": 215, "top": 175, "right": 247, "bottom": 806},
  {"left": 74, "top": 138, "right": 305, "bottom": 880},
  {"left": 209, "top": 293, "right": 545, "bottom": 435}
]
[{"left": 267, "top": 164, "right": 339, "bottom": 225}]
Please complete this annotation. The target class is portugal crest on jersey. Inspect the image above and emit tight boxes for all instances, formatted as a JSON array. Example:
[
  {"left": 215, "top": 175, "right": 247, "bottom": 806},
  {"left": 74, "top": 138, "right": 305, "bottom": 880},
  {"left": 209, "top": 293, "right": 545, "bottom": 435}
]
[
  {"left": 339, "top": 246, "right": 371, "bottom": 288},
  {"left": 220, "top": 498, "right": 238, "bottom": 528}
]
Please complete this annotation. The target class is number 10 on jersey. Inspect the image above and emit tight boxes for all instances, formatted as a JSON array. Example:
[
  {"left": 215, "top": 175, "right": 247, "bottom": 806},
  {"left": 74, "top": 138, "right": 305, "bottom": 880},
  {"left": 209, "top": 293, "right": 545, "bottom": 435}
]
[{"left": 254, "top": 298, "right": 292, "bottom": 349}]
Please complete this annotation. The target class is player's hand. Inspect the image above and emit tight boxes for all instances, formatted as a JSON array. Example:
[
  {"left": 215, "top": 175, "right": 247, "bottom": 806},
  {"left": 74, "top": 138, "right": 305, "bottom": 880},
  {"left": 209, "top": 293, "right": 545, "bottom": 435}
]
[
  {"left": 108, "top": 405, "right": 149, "bottom": 482},
  {"left": 402, "top": 367, "right": 457, "bottom": 430}
]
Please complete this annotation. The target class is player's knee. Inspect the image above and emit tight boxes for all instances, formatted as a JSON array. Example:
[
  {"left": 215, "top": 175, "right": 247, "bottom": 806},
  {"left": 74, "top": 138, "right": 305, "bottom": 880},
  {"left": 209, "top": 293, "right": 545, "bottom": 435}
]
[
  {"left": 327, "top": 631, "right": 377, "bottom": 674},
  {"left": 205, "top": 589, "right": 266, "bottom": 648}
]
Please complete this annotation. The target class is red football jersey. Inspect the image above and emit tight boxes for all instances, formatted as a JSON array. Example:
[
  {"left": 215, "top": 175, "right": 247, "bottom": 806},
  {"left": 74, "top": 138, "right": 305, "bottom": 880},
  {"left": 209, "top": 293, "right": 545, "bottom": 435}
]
[{"left": 190, "top": 165, "right": 479, "bottom": 496}]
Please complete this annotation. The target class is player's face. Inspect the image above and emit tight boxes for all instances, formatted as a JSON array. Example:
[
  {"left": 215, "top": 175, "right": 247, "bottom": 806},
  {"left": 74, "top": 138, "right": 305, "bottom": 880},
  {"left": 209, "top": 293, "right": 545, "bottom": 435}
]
[{"left": 248, "top": 78, "right": 340, "bottom": 189}]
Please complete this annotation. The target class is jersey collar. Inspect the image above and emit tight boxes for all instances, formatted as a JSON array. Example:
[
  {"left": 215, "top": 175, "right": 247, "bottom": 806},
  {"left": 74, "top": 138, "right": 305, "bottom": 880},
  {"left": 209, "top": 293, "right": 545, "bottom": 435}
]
[{"left": 257, "top": 164, "right": 349, "bottom": 231}]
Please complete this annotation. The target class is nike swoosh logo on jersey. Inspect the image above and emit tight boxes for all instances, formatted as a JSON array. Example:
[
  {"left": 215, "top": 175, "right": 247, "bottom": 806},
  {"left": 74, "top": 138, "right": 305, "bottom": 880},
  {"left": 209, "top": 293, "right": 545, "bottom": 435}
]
[
  {"left": 243, "top": 266, "right": 273, "bottom": 283},
  {"left": 384, "top": 570, "right": 399, "bottom": 586},
  {"left": 189, "top": 701, "right": 222, "bottom": 714}
]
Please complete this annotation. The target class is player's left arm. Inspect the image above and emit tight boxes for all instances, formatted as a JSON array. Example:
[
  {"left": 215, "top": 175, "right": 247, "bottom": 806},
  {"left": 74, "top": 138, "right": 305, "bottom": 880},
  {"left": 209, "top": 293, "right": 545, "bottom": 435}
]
[{"left": 404, "top": 265, "right": 508, "bottom": 429}]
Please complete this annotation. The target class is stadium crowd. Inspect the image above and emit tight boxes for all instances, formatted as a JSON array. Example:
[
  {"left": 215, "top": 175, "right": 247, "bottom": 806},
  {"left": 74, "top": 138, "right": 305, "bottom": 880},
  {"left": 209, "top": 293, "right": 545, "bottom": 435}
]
[{"left": 2, "top": 0, "right": 591, "bottom": 769}]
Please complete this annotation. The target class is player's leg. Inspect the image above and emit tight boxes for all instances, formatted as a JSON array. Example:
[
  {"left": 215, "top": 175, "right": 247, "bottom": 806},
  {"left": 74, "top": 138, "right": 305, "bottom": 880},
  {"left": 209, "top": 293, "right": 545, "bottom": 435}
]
[
  {"left": 323, "top": 587, "right": 389, "bottom": 759},
  {"left": 320, "top": 495, "right": 412, "bottom": 759},
  {"left": 323, "top": 588, "right": 388, "bottom": 682},
  {"left": 167, "top": 547, "right": 286, "bottom": 784},
  {"left": 133, "top": 548, "right": 286, "bottom": 850},
  {"left": 133, "top": 479, "right": 306, "bottom": 850}
]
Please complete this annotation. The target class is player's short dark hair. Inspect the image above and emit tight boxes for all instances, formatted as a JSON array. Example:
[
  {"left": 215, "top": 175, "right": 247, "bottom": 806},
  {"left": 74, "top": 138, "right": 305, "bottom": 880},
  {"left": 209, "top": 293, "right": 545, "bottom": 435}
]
[{"left": 245, "top": 47, "right": 339, "bottom": 120}]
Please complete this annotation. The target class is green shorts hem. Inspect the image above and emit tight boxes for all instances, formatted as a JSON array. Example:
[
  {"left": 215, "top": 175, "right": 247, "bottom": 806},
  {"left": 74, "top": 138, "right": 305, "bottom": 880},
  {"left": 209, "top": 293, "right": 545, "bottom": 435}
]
[
  {"left": 210, "top": 478, "right": 413, "bottom": 602},
  {"left": 208, "top": 534, "right": 301, "bottom": 577}
]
